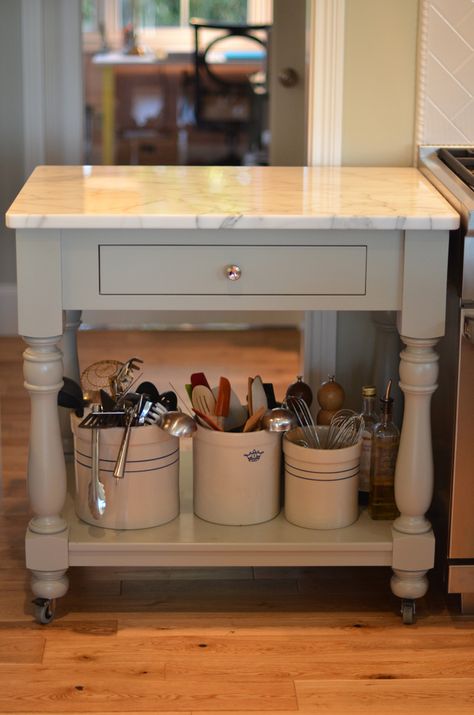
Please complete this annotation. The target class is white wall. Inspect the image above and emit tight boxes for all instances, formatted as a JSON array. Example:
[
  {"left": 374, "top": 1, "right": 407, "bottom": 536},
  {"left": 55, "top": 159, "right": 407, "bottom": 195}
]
[
  {"left": 0, "top": 0, "right": 83, "bottom": 335},
  {"left": 0, "top": 2, "right": 24, "bottom": 333},
  {"left": 336, "top": 0, "right": 419, "bottom": 411},
  {"left": 341, "top": 0, "right": 419, "bottom": 166}
]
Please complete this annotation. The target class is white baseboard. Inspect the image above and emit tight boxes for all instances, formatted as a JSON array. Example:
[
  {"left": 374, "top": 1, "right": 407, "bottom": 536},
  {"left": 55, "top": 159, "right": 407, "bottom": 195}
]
[{"left": 0, "top": 283, "right": 18, "bottom": 336}]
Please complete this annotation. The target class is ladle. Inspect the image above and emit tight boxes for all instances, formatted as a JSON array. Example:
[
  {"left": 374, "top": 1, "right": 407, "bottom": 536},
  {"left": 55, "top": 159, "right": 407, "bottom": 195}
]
[
  {"left": 261, "top": 407, "right": 297, "bottom": 433},
  {"left": 160, "top": 411, "right": 197, "bottom": 438},
  {"left": 87, "top": 406, "right": 106, "bottom": 519}
]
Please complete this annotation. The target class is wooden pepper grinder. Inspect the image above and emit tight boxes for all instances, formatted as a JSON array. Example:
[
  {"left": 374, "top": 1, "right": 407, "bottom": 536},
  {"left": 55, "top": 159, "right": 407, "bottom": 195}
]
[
  {"left": 316, "top": 375, "right": 345, "bottom": 425},
  {"left": 285, "top": 375, "right": 313, "bottom": 407}
]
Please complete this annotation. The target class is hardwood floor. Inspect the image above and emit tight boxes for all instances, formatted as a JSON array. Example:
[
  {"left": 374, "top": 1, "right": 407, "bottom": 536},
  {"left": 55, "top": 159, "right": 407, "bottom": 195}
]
[{"left": 1, "top": 328, "right": 473, "bottom": 714}]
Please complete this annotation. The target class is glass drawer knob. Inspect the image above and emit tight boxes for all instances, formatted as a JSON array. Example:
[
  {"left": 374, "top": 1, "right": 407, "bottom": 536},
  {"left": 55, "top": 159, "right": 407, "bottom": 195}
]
[{"left": 225, "top": 265, "right": 241, "bottom": 281}]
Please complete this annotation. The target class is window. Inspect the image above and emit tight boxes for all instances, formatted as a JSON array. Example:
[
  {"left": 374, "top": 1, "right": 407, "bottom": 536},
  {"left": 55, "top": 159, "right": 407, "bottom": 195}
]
[
  {"left": 82, "top": 0, "right": 271, "bottom": 52},
  {"left": 120, "top": 1, "right": 247, "bottom": 28},
  {"left": 82, "top": 0, "right": 99, "bottom": 32},
  {"left": 189, "top": 1, "right": 247, "bottom": 23},
  {"left": 121, "top": 0, "right": 180, "bottom": 28}
]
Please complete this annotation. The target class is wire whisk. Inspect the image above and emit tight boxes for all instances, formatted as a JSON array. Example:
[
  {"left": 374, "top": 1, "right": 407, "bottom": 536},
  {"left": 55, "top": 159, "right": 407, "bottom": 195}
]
[
  {"left": 326, "top": 409, "right": 365, "bottom": 449},
  {"left": 284, "top": 395, "right": 321, "bottom": 449},
  {"left": 285, "top": 399, "right": 364, "bottom": 450}
]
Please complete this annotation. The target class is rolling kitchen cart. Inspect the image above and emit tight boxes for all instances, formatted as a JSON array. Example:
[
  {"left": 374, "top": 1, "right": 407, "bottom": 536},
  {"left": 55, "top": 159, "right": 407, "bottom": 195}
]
[{"left": 5, "top": 165, "right": 459, "bottom": 625}]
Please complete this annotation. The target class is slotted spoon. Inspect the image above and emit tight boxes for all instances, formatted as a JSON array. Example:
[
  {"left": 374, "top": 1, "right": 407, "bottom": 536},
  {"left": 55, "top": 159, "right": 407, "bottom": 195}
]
[{"left": 191, "top": 384, "right": 216, "bottom": 417}]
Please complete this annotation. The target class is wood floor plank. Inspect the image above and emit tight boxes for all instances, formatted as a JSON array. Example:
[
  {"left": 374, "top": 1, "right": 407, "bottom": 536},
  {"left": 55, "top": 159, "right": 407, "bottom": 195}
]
[
  {"left": 43, "top": 632, "right": 474, "bottom": 684},
  {"left": 45, "top": 632, "right": 474, "bottom": 659},
  {"left": 112, "top": 608, "right": 472, "bottom": 635},
  {"left": 0, "top": 665, "right": 296, "bottom": 712},
  {"left": 0, "top": 633, "right": 45, "bottom": 663},
  {"left": 295, "top": 678, "right": 474, "bottom": 714},
  {"left": 163, "top": 651, "right": 474, "bottom": 681}
]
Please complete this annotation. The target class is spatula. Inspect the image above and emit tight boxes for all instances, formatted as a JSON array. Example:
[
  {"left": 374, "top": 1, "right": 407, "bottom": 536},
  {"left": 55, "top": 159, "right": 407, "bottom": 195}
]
[
  {"left": 212, "top": 384, "right": 247, "bottom": 431},
  {"left": 251, "top": 375, "right": 268, "bottom": 415},
  {"left": 215, "top": 377, "right": 231, "bottom": 429},
  {"left": 191, "top": 372, "right": 212, "bottom": 390}
]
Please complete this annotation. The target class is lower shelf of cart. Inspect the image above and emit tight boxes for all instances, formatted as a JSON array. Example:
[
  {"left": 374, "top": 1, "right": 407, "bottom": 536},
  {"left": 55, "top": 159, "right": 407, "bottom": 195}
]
[{"left": 65, "top": 451, "right": 394, "bottom": 568}]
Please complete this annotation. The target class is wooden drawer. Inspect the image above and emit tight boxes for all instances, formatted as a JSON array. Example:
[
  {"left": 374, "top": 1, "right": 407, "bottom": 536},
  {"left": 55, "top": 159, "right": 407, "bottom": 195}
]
[{"left": 99, "top": 244, "right": 367, "bottom": 295}]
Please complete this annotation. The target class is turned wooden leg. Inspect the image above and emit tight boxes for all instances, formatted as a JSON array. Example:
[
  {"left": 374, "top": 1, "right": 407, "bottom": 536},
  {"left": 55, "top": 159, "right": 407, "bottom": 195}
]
[
  {"left": 23, "top": 335, "right": 67, "bottom": 535},
  {"left": 23, "top": 335, "right": 70, "bottom": 610},
  {"left": 58, "top": 310, "right": 82, "bottom": 456},
  {"left": 31, "top": 569, "right": 69, "bottom": 601},
  {"left": 390, "top": 337, "right": 438, "bottom": 605},
  {"left": 394, "top": 337, "right": 438, "bottom": 535}
]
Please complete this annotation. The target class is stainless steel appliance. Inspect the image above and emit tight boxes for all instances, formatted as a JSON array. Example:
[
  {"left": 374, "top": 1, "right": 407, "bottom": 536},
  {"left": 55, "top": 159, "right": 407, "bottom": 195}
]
[{"left": 419, "top": 146, "right": 474, "bottom": 614}]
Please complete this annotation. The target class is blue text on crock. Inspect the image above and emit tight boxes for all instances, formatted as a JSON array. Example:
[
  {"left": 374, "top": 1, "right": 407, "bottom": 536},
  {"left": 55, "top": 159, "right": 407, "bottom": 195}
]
[{"left": 243, "top": 449, "right": 264, "bottom": 462}]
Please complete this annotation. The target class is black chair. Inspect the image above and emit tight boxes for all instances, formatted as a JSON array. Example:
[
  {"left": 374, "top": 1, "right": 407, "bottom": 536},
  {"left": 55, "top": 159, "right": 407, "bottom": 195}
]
[{"left": 186, "top": 19, "right": 271, "bottom": 165}]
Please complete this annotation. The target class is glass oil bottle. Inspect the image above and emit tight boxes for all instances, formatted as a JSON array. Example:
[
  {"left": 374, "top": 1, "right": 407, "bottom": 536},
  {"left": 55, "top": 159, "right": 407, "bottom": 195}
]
[
  {"left": 358, "top": 385, "right": 379, "bottom": 505},
  {"left": 368, "top": 379, "right": 400, "bottom": 520}
]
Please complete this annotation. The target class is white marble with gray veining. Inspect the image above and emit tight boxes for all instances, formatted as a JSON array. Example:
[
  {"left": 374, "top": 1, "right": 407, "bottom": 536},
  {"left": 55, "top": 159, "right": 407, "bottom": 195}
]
[{"left": 6, "top": 165, "right": 460, "bottom": 231}]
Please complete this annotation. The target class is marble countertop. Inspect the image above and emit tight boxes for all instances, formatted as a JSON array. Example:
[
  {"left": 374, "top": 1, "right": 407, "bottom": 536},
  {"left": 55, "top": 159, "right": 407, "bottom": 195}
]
[{"left": 6, "top": 165, "right": 460, "bottom": 231}]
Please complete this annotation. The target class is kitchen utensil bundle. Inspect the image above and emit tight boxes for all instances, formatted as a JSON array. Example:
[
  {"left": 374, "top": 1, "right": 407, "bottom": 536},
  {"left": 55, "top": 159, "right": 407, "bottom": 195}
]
[
  {"left": 190, "top": 373, "right": 233, "bottom": 431},
  {"left": 72, "top": 358, "right": 196, "bottom": 519},
  {"left": 285, "top": 393, "right": 364, "bottom": 451},
  {"left": 188, "top": 372, "right": 295, "bottom": 434},
  {"left": 72, "top": 414, "right": 180, "bottom": 531}
]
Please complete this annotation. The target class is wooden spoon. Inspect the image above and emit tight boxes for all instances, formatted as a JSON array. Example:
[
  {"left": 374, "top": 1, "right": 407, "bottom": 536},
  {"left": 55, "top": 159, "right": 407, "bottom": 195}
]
[
  {"left": 243, "top": 405, "right": 265, "bottom": 432},
  {"left": 192, "top": 408, "right": 223, "bottom": 431}
]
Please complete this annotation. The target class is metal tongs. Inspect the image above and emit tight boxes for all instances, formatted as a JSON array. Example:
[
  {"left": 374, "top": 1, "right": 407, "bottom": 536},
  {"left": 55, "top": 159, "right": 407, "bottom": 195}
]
[
  {"left": 110, "top": 357, "right": 143, "bottom": 398},
  {"left": 111, "top": 392, "right": 160, "bottom": 479}
]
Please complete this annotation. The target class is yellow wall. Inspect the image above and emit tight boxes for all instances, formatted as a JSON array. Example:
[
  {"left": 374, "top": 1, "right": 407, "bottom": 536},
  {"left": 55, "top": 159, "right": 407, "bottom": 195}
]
[{"left": 342, "top": 0, "right": 419, "bottom": 166}]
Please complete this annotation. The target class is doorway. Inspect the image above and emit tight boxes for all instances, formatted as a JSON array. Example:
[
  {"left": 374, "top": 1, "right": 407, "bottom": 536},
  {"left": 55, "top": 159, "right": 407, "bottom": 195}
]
[{"left": 81, "top": 0, "right": 307, "bottom": 167}]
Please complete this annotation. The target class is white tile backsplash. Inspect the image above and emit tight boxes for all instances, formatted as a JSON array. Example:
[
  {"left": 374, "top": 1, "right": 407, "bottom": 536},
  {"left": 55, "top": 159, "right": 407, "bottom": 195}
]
[
  {"left": 422, "top": 0, "right": 474, "bottom": 144},
  {"left": 430, "top": 0, "right": 474, "bottom": 27},
  {"left": 452, "top": 99, "right": 474, "bottom": 139},
  {"left": 455, "top": 54, "right": 474, "bottom": 95},
  {"left": 426, "top": 54, "right": 471, "bottom": 115},
  {"left": 428, "top": 6, "right": 472, "bottom": 74},
  {"left": 425, "top": 99, "right": 471, "bottom": 144},
  {"left": 456, "top": 7, "right": 474, "bottom": 46}
]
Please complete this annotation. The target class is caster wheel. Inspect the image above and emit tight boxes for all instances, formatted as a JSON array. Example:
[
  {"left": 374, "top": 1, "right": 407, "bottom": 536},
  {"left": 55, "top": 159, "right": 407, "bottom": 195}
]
[
  {"left": 401, "top": 598, "right": 416, "bottom": 625},
  {"left": 33, "top": 597, "right": 56, "bottom": 625}
]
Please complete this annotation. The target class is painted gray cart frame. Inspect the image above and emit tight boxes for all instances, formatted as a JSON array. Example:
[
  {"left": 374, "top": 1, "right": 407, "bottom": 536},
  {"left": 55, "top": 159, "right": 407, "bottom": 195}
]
[{"left": 6, "top": 165, "right": 459, "bottom": 624}]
